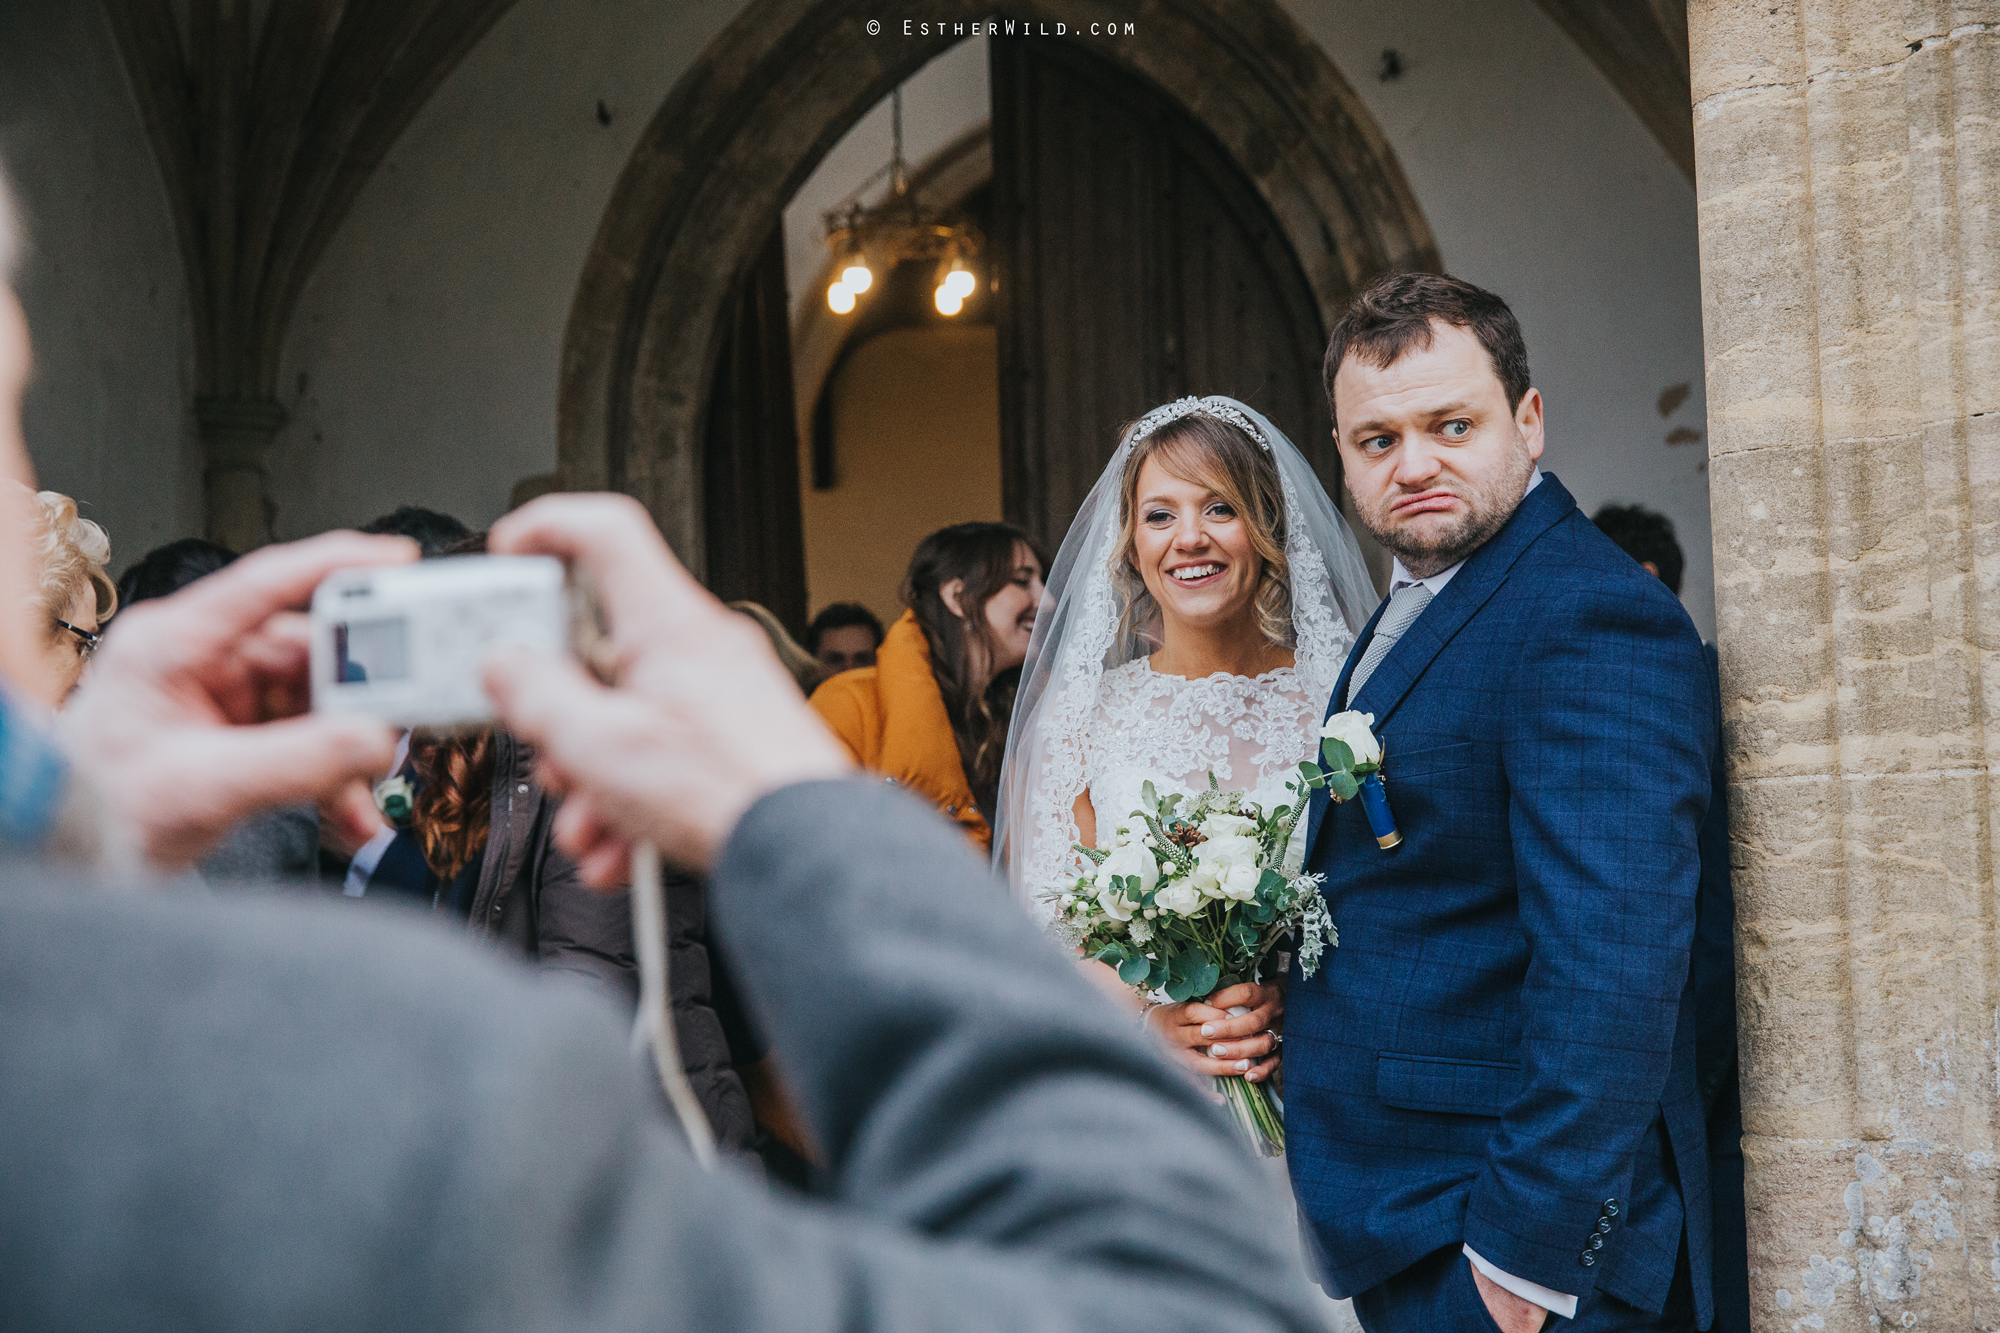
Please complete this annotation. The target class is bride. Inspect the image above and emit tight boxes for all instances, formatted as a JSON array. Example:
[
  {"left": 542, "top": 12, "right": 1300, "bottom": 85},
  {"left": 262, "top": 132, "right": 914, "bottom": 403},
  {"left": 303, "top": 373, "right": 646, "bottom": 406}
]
[{"left": 995, "top": 395, "right": 1377, "bottom": 1083}]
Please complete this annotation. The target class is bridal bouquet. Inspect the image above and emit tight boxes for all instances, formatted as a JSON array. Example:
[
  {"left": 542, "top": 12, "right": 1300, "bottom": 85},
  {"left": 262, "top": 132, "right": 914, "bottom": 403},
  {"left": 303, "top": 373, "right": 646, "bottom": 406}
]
[{"left": 1044, "top": 777, "right": 1336, "bottom": 1156}]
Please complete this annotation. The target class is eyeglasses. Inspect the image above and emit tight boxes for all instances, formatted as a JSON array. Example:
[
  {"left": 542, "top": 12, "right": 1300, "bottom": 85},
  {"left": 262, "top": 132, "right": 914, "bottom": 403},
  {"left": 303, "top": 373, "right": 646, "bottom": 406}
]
[{"left": 54, "top": 618, "right": 101, "bottom": 660}]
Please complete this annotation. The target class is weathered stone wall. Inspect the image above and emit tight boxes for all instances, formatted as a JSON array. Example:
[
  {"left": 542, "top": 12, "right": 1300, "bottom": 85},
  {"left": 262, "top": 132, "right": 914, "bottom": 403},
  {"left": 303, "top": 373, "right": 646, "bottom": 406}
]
[{"left": 1690, "top": 2, "right": 2000, "bottom": 1327}]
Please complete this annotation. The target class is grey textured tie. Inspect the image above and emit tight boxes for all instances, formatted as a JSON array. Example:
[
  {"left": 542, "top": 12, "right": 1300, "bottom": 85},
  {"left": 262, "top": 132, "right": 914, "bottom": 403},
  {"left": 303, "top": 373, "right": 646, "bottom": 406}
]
[{"left": 1345, "top": 582, "right": 1434, "bottom": 704}]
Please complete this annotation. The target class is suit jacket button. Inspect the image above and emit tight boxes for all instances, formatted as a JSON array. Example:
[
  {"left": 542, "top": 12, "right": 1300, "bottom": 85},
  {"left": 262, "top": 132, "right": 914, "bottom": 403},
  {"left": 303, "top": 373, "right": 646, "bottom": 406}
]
[
  {"left": 1589, "top": 1234, "right": 1604, "bottom": 1250},
  {"left": 1605, "top": 1199, "right": 1619, "bottom": 1216},
  {"left": 1598, "top": 1217, "right": 1612, "bottom": 1233},
  {"left": 1580, "top": 1252, "right": 1596, "bottom": 1267}
]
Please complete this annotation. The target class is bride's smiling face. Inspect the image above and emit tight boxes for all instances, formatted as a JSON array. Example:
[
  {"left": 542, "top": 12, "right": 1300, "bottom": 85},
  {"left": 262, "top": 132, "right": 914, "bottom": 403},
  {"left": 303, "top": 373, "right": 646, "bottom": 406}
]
[{"left": 1130, "top": 456, "right": 1264, "bottom": 633}]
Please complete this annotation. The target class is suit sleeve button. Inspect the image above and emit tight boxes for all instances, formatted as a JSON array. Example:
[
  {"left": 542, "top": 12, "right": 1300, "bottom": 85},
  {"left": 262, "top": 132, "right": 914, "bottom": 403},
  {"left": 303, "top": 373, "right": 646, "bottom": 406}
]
[
  {"left": 1605, "top": 1200, "right": 1619, "bottom": 1216},
  {"left": 1598, "top": 1217, "right": 1612, "bottom": 1233},
  {"left": 1580, "top": 1252, "right": 1596, "bottom": 1267},
  {"left": 1589, "top": 1234, "right": 1604, "bottom": 1250}
]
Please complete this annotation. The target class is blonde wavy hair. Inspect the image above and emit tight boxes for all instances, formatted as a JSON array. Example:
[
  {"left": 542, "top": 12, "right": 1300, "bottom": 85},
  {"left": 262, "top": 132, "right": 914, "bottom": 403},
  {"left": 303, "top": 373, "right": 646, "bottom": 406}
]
[
  {"left": 1112, "top": 413, "right": 1292, "bottom": 649},
  {"left": 23, "top": 486, "right": 116, "bottom": 630}
]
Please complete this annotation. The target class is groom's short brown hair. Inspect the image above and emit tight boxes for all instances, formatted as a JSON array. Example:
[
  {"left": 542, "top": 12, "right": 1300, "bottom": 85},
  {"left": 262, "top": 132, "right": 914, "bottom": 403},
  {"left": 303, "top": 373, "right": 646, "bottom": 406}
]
[{"left": 1322, "top": 273, "right": 1531, "bottom": 429}]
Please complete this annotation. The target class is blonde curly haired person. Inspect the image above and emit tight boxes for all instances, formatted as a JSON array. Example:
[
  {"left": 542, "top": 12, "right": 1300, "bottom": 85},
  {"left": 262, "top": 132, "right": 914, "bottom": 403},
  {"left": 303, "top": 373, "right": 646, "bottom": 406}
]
[{"left": 19, "top": 484, "right": 115, "bottom": 705}]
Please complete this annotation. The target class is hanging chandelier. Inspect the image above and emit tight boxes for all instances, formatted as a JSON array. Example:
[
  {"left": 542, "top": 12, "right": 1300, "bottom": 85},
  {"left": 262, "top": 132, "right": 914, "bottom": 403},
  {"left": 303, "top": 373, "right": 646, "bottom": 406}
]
[{"left": 823, "top": 88, "right": 984, "bottom": 317}]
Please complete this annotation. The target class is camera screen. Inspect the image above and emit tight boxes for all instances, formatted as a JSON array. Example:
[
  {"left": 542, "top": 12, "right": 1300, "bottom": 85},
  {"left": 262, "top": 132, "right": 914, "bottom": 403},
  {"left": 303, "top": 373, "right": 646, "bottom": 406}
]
[{"left": 332, "top": 617, "right": 410, "bottom": 685}]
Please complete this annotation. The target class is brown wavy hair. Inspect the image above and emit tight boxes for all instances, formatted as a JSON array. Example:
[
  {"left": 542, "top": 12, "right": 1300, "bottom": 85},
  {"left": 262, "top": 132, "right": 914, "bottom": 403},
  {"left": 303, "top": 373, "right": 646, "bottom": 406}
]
[
  {"left": 903, "top": 522, "right": 1042, "bottom": 814},
  {"left": 410, "top": 529, "right": 496, "bottom": 882},
  {"left": 411, "top": 729, "right": 495, "bottom": 881},
  {"left": 1112, "top": 412, "right": 1292, "bottom": 648}
]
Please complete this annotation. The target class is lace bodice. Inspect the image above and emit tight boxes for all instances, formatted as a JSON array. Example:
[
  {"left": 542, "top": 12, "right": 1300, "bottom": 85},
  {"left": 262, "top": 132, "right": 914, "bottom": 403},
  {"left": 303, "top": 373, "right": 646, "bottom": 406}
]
[
  {"left": 1085, "top": 658, "right": 1322, "bottom": 842},
  {"left": 1016, "top": 658, "right": 1329, "bottom": 912}
]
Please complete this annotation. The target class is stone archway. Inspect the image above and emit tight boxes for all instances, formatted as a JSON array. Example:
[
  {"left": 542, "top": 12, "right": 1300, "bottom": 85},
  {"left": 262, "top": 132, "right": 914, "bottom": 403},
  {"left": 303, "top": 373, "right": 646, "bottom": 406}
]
[{"left": 557, "top": 0, "right": 1438, "bottom": 572}]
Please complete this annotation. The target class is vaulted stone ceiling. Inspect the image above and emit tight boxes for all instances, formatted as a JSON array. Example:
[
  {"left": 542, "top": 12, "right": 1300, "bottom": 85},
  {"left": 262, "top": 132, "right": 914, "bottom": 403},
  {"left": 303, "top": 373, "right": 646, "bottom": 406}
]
[
  {"left": 102, "top": 0, "right": 520, "bottom": 548},
  {"left": 1533, "top": 0, "right": 1694, "bottom": 179}
]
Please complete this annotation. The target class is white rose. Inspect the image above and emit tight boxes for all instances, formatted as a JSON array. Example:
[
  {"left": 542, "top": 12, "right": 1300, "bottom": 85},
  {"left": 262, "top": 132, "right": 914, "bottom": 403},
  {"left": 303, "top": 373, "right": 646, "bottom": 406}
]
[
  {"left": 1219, "top": 862, "right": 1263, "bottom": 901},
  {"left": 1155, "top": 879, "right": 1204, "bottom": 916},
  {"left": 1320, "top": 710, "right": 1383, "bottom": 768},
  {"left": 1100, "top": 838, "right": 1160, "bottom": 897},
  {"left": 1202, "top": 812, "right": 1256, "bottom": 840},
  {"left": 1097, "top": 880, "right": 1137, "bottom": 922}
]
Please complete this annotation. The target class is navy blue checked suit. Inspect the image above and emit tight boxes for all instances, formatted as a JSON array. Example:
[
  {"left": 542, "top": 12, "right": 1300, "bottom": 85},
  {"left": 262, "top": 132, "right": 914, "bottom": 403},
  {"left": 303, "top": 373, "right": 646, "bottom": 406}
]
[{"left": 1286, "top": 474, "right": 1716, "bottom": 1329}]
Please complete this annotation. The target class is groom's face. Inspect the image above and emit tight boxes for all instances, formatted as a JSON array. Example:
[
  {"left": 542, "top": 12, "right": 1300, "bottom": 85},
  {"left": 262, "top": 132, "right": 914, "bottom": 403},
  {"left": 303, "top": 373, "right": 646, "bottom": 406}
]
[{"left": 1332, "top": 321, "right": 1544, "bottom": 580}]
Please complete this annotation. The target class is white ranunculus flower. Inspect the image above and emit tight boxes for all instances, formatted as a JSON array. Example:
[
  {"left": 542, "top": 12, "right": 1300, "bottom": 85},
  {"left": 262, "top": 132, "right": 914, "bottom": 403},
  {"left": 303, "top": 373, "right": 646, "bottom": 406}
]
[
  {"left": 1155, "top": 879, "right": 1203, "bottom": 916},
  {"left": 1100, "top": 838, "right": 1160, "bottom": 899},
  {"left": 1320, "top": 710, "right": 1383, "bottom": 768}
]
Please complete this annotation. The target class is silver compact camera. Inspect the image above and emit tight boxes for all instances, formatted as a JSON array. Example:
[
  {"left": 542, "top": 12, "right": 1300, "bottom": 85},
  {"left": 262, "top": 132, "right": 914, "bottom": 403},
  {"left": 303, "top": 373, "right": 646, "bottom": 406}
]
[{"left": 309, "top": 555, "right": 573, "bottom": 730}]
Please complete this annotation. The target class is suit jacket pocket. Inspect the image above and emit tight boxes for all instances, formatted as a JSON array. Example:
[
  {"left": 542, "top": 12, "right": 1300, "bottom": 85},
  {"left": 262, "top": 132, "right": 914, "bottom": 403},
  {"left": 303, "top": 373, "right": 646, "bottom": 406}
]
[
  {"left": 1384, "top": 740, "right": 1473, "bottom": 781},
  {"left": 1376, "top": 1052, "right": 1522, "bottom": 1117}
]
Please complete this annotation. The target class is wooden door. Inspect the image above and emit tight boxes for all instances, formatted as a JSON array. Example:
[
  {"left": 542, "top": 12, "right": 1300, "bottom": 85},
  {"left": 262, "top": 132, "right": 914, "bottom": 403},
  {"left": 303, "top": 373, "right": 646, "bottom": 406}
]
[
  {"left": 990, "top": 38, "right": 1337, "bottom": 556},
  {"left": 701, "top": 225, "right": 810, "bottom": 636}
]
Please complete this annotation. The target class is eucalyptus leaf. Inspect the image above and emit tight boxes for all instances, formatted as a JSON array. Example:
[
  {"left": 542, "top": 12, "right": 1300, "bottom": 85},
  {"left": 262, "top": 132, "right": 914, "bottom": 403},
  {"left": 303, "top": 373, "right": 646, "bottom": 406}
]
[
  {"left": 1328, "top": 771, "right": 1360, "bottom": 801},
  {"left": 1321, "top": 736, "right": 1356, "bottom": 772},
  {"left": 1190, "top": 960, "right": 1221, "bottom": 998},
  {"left": 1118, "top": 955, "right": 1152, "bottom": 986}
]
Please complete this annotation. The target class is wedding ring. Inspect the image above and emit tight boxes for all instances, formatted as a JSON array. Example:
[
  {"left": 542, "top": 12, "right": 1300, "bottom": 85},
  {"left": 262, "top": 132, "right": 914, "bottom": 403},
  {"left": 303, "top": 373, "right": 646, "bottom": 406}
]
[{"left": 1266, "top": 1031, "right": 1284, "bottom": 1047}]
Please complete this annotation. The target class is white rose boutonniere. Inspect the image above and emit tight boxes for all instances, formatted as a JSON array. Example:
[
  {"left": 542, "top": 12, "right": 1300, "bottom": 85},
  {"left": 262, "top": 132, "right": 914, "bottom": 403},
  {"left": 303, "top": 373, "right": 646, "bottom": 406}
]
[{"left": 1319, "top": 710, "right": 1382, "bottom": 770}]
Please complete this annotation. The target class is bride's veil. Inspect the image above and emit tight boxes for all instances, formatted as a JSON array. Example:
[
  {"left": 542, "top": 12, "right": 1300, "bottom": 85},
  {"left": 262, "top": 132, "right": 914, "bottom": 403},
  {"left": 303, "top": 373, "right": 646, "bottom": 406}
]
[{"left": 992, "top": 395, "right": 1379, "bottom": 903}]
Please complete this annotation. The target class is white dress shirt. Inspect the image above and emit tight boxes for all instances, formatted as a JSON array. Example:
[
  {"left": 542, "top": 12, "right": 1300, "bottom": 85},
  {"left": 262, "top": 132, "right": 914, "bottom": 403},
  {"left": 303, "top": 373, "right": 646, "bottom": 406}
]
[{"left": 1385, "top": 471, "right": 1576, "bottom": 1318}]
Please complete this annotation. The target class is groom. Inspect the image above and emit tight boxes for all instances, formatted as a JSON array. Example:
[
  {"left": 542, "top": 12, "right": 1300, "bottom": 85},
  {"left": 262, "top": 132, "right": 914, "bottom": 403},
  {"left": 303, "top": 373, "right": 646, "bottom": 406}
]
[{"left": 1287, "top": 274, "right": 1715, "bottom": 1332}]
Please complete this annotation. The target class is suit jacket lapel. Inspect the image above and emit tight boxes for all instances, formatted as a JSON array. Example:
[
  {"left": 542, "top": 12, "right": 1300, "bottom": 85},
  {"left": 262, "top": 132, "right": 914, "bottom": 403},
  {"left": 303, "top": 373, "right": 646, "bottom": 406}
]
[
  {"left": 1304, "top": 474, "right": 1581, "bottom": 866},
  {"left": 1304, "top": 596, "right": 1389, "bottom": 859}
]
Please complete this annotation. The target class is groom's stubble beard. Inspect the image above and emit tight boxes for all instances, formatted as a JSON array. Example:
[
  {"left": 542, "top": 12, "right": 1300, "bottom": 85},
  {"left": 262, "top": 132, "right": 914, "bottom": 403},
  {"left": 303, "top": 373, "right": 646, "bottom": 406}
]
[{"left": 1349, "top": 432, "right": 1536, "bottom": 580}]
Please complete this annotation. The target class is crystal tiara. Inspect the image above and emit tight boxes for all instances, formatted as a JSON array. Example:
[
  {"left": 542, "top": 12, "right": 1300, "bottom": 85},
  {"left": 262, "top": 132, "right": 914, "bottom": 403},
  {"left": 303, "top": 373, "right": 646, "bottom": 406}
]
[{"left": 1128, "top": 396, "right": 1270, "bottom": 451}]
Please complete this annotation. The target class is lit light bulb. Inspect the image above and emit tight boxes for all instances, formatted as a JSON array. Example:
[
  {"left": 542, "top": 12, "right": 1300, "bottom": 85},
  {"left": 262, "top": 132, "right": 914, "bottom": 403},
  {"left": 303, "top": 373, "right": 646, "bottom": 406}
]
[
  {"left": 935, "top": 286, "right": 963, "bottom": 316},
  {"left": 841, "top": 263, "right": 873, "bottom": 293},
  {"left": 828, "top": 282, "right": 855, "bottom": 314},
  {"left": 944, "top": 267, "right": 976, "bottom": 299}
]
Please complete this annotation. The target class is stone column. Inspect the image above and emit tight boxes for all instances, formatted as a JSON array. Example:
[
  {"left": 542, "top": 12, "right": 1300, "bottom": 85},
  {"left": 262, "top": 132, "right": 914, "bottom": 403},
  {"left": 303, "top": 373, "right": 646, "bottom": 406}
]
[
  {"left": 195, "top": 395, "right": 285, "bottom": 552},
  {"left": 1690, "top": 3, "right": 2000, "bottom": 1328}
]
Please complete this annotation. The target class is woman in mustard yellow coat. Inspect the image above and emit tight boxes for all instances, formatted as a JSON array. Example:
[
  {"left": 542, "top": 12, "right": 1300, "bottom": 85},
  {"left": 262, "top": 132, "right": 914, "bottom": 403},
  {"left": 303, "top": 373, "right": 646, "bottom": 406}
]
[{"left": 811, "top": 523, "right": 1043, "bottom": 852}]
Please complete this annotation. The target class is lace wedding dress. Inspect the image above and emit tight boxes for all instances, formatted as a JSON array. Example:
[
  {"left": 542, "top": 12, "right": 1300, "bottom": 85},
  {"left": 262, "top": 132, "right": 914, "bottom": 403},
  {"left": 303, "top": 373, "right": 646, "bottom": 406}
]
[
  {"left": 994, "top": 396, "right": 1377, "bottom": 909},
  {"left": 1083, "top": 658, "right": 1325, "bottom": 875}
]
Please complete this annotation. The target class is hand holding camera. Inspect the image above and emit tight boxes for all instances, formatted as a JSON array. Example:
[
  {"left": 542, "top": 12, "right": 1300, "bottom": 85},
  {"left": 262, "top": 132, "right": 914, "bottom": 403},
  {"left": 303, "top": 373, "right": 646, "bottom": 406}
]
[
  {"left": 61, "top": 531, "right": 416, "bottom": 869},
  {"left": 478, "top": 493, "right": 851, "bottom": 877}
]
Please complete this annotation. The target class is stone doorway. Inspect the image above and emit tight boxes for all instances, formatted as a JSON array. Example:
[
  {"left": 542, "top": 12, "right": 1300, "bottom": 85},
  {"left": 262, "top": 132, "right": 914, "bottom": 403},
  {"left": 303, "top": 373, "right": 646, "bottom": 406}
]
[{"left": 556, "top": 0, "right": 1438, "bottom": 592}]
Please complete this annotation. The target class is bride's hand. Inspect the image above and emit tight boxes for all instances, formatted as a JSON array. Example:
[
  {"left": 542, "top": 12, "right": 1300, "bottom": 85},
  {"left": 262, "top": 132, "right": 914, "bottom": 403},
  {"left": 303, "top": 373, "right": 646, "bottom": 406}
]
[{"left": 1144, "top": 981, "right": 1283, "bottom": 1082}]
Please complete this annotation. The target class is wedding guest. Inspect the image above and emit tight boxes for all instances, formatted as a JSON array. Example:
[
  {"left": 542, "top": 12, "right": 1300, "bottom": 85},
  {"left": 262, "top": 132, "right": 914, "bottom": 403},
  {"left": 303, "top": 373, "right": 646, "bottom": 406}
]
[
  {"left": 116, "top": 537, "right": 236, "bottom": 609},
  {"left": 806, "top": 601, "right": 884, "bottom": 675},
  {"left": 18, "top": 484, "right": 116, "bottom": 707},
  {"left": 730, "top": 601, "right": 822, "bottom": 695},
  {"left": 811, "top": 522, "right": 1043, "bottom": 850},
  {"left": 358, "top": 504, "right": 469, "bottom": 558},
  {"left": 116, "top": 534, "right": 318, "bottom": 886},
  {"left": 1591, "top": 504, "right": 1684, "bottom": 592},
  {"left": 1595, "top": 503, "right": 1748, "bottom": 1333}
]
